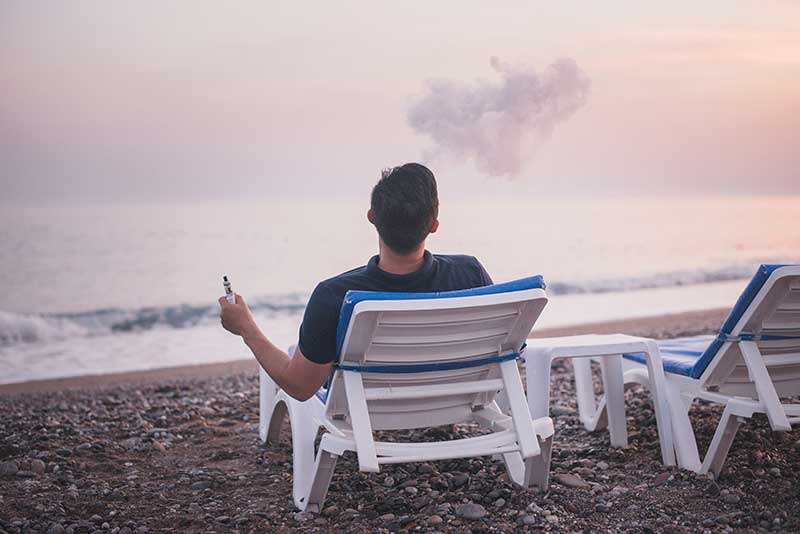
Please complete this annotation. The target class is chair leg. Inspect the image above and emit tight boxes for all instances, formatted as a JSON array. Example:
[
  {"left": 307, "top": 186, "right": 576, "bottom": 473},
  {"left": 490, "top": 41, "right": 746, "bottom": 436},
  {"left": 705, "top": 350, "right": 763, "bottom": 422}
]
[
  {"left": 502, "top": 433, "right": 553, "bottom": 491},
  {"left": 599, "top": 355, "right": 627, "bottom": 448},
  {"left": 740, "top": 341, "right": 792, "bottom": 431},
  {"left": 500, "top": 359, "right": 540, "bottom": 458},
  {"left": 700, "top": 404, "right": 744, "bottom": 479},
  {"left": 288, "top": 401, "right": 323, "bottom": 510},
  {"left": 666, "top": 384, "right": 702, "bottom": 471},
  {"left": 524, "top": 434, "right": 553, "bottom": 491},
  {"left": 501, "top": 451, "right": 525, "bottom": 486},
  {"left": 524, "top": 349, "right": 553, "bottom": 420},
  {"left": 342, "top": 371, "right": 380, "bottom": 472},
  {"left": 259, "top": 367, "right": 279, "bottom": 443},
  {"left": 573, "top": 358, "right": 608, "bottom": 431},
  {"left": 636, "top": 341, "right": 677, "bottom": 466},
  {"left": 266, "top": 400, "right": 287, "bottom": 445},
  {"left": 301, "top": 439, "right": 340, "bottom": 513}
]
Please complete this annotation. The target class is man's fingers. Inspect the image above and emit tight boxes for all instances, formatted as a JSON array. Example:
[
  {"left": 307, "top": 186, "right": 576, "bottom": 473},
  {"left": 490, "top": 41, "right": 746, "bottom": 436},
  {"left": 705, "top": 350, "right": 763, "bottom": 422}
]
[
  {"left": 218, "top": 296, "right": 227, "bottom": 306},
  {"left": 234, "top": 293, "right": 245, "bottom": 306}
]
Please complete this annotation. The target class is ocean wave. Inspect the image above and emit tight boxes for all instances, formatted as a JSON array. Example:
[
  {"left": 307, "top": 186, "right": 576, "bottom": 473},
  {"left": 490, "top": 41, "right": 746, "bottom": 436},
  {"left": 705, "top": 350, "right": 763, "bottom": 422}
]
[
  {"left": 546, "top": 264, "right": 758, "bottom": 295},
  {"left": 0, "top": 263, "right": 778, "bottom": 347},
  {"left": 0, "top": 295, "right": 307, "bottom": 348},
  {"left": 0, "top": 310, "right": 89, "bottom": 346}
]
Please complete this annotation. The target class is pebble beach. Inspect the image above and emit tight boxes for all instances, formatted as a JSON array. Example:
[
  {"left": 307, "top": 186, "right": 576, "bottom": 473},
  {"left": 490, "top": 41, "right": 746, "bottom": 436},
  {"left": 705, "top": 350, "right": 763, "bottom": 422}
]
[{"left": 2, "top": 308, "right": 799, "bottom": 533}]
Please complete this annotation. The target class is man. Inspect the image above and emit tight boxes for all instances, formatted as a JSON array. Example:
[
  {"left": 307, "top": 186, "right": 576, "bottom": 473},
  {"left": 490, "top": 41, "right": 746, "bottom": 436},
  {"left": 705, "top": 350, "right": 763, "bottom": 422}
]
[{"left": 219, "top": 163, "right": 493, "bottom": 400}]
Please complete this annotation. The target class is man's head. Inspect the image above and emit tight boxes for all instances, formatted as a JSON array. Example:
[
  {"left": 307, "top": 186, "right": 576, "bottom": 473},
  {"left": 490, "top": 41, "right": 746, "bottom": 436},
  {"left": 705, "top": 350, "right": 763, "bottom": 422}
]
[{"left": 368, "top": 163, "right": 439, "bottom": 255}]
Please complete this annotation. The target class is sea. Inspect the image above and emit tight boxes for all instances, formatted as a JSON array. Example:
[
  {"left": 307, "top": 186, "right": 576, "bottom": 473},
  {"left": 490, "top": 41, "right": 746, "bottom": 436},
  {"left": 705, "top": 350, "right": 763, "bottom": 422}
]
[{"left": 1, "top": 195, "right": 798, "bottom": 385}]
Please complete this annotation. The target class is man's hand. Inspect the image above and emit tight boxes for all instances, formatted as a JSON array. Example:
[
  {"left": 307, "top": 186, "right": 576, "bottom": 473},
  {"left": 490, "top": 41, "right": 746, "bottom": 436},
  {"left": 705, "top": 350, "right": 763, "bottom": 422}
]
[
  {"left": 219, "top": 293, "right": 257, "bottom": 337},
  {"left": 218, "top": 294, "right": 331, "bottom": 400}
]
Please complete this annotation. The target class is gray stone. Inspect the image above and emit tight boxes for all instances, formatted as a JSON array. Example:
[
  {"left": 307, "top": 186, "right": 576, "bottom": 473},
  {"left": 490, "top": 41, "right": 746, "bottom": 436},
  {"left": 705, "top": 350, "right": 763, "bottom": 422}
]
[
  {"left": 455, "top": 503, "right": 487, "bottom": 520},
  {"left": 437, "top": 503, "right": 452, "bottom": 515},
  {"left": 31, "top": 459, "right": 46, "bottom": 474},
  {"left": 293, "top": 511, "right": 314, "bottom": 523},
  {"left": 121, "top": 438, "right": 149, "bottom": 452},
  {"left": 0, "top": 461, "right": 18, "bottom": 477},
  {"left": 553, "top": 473, "right": 590, "bottom": 488},
  {"left": 551, "top": 405, "right": 576, "bottom": 416},
  {"left": 652, "top": 472, "right": 671, "bottom": 486},
  {"left": 191, "top": 480, "right": 211, "bottom": 491},
  {"left": 722, "top": 494, "right": 741, "bottom": 505},
  {"left": 451, "top": 473, "right": 469, "bottom": 488},
  {"left": 47, "top": 524, "right": 65, "bottom": 534},
  {"left": 609, "top": 485, "right": 629, "bottom": 498},
  {"left": 527, "top": 502, "right": 544, "bottom": 514},
  {"left": 321, "top": 505, "right": 339, "bottom": 517},
  {"left": 427, "top": 515, "right": 443, "bottom": 526},
  {"left": 520, "top": 514, "right": 538, "bottom": 525}
]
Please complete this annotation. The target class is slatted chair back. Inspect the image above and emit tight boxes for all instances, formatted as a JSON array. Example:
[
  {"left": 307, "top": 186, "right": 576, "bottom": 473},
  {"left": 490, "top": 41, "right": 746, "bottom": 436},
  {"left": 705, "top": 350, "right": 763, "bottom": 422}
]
[
  {"left": 703, "top": 265, "right": 800, "bottom": 400},
  {"left": 322, "top": 277, "right": 548, "bottom": 431}
]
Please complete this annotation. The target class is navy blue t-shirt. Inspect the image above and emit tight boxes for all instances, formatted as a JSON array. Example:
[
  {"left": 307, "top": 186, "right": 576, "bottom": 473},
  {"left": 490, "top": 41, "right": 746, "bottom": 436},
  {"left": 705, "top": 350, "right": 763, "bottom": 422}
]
[{"left": 298, "top": 251, "right": 493, "bottom": 364}]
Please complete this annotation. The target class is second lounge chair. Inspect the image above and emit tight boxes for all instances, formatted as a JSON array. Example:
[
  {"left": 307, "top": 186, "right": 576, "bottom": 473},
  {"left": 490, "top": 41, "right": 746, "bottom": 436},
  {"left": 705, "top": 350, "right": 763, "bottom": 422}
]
[{"left": 575, "top": 264, "right": 800, "bottom": 477}]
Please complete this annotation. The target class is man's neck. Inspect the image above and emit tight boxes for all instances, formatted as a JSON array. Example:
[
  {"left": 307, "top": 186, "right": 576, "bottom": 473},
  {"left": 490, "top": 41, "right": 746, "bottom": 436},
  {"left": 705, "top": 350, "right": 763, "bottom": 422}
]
[{"left": 377, "top": 242, "right": 426, "bottom": 275}]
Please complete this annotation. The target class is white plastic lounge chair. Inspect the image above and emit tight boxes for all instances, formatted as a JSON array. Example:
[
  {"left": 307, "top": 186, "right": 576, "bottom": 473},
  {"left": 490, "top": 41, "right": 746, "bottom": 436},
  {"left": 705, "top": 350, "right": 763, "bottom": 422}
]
[
  {"left": 258, "top": 277, "right": 556, "bottom": 511},
  {"left": 575, "top": 264, "right": 800, "bottom": 477}
]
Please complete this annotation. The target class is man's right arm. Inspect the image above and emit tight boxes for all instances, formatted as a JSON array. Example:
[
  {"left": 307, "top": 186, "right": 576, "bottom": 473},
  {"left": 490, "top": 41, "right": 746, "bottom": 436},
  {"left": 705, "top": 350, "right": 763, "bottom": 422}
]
[
  {"left": 219, "top": 294, "right": 332, "bottom": 401},
  {"left": 240, "top": 328, "right": 332, "bottom": 401}
]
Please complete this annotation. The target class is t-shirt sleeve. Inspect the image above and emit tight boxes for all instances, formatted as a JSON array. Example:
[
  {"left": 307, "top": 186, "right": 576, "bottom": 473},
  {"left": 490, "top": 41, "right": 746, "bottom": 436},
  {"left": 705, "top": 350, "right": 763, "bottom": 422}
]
[
  {"left": 472, "top": 256, "right": 494, "bottom": 286},
  {"left": 297, "top": 283, "right": 340, "bottom": 365}
]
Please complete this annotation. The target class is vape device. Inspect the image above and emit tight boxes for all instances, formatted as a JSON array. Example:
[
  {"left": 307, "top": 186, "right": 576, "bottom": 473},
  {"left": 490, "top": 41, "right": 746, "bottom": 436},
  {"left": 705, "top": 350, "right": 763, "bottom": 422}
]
[{"left": 223, "top": 275, "right": 236, "bottom": 304}]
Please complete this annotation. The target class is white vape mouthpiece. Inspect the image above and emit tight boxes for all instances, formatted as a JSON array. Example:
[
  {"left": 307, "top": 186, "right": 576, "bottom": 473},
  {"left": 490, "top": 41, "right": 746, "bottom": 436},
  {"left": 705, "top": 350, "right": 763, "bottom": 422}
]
[{"left": 223, "top": 275, "right": 235, "bottom": 304}]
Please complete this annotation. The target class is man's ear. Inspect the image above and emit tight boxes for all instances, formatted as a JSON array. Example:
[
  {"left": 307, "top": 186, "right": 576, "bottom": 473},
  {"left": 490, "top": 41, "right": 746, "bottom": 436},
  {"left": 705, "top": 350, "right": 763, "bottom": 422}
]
[
  {"left": 430, "top": 219, "right": 439, "bottom": 234},
  {"left": 367, "top": 209, "right": 375, "bottom": 224}
]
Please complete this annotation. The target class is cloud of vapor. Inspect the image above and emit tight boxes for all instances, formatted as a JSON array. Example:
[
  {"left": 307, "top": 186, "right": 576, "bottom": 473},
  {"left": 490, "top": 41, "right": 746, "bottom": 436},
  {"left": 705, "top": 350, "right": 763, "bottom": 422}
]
[{"left": 408, "top": 57, "right": 591, "bottom": 177}]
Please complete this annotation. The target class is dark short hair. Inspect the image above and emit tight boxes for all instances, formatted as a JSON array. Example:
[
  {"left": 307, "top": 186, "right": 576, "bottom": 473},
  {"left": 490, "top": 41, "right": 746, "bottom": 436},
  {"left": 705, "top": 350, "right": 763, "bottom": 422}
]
[{"left": 370, "top": 163, "right": 439, "bottom": 254}]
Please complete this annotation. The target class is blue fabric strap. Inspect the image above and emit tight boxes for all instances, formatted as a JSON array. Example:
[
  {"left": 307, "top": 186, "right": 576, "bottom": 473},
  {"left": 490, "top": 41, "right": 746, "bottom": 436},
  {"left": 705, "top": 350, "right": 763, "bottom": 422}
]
[
  {"left": 335, "top": 352, "right": 520, "bottom": 374},
  {"left": 718, "top": 333, "right": 800, "bottom": 342}
]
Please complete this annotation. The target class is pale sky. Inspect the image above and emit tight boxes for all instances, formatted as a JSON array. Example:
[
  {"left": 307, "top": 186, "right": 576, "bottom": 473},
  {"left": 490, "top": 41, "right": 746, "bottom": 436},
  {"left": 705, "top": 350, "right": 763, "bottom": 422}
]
[{"left": 1, "top": 1, "right": 798, "bottom": 204}]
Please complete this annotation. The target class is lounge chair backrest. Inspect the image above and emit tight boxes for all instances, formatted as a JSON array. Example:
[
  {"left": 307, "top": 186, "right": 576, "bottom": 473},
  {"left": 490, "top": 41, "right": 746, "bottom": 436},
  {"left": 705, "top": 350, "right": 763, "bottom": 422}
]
[
  {"left": 324, "top": 277, "right": 548, "bottom": 430},
  {"left": 704, "top": 265, "right": 800, "bottom": 397}
]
